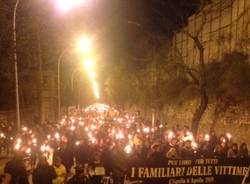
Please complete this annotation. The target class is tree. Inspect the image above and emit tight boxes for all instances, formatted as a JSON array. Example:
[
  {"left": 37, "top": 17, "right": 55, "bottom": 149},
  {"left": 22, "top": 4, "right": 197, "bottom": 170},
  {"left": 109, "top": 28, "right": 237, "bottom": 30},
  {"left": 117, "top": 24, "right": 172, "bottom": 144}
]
[
  {"left": 125, "top": 0, "right": 210, "bottom": 136},
  {"left": 105, "top": 58, "right": 139, "bottom": 108},
  {"left": 181, "top": 10, "right": 208, "bottom": 137},
  {"left": 0, "top": 0, "right": 63, "bottom": 123},
  {"left": 105, "top": 35, "right": 195, "bottom": 121},
  {"left": 157, "top": 0, "right": 210, "bottom": 137}
]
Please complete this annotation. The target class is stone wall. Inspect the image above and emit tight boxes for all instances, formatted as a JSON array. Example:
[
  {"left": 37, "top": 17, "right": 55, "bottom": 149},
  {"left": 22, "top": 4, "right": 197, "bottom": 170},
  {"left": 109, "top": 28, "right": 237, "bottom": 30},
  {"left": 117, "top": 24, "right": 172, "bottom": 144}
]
[
  {"left": 173, "top": 0, "right": 250, "bottom": 66},
  {"left": 169, "top": 0, "right": 250, "bottom": 145},
  {"left": 161, "top": 102, "right": 250, "bottom": 146}
]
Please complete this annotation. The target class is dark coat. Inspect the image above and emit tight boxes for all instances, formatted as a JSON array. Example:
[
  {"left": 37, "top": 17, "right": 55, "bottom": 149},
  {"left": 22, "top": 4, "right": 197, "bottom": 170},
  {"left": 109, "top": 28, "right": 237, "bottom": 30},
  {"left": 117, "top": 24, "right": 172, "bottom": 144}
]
[
  {"left": 67, "top": 175, "right": 90, "bottom": 184},
  {"left": 33, "top": 164, "right": 57, "bottom": 184},
  {"left": 4, "top": 157, "right": 29, "bottom": 184}
]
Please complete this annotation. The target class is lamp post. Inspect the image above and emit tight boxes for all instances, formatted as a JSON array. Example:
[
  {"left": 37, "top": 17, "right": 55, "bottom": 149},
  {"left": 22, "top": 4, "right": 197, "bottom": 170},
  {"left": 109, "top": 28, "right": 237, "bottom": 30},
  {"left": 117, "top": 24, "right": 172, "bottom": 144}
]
[
  {"left": 57, "top": 50, "right": 67, "bottom": 119},
  {"left": 77, "top": 36, "right": 100, "bottom": 100},
  {"left": 70, "top": 69, "right": 86, "bottom": 106},
  {"left": 55, "top": 0, "right": 88, "bottom": 119},
  {"left": 12, "top": 0, "right": 89, "bottom": 124},
  {"left": 57, "top": 35, "right": 95, "bottom": 118},
  {"left": 71, "top": 69, "right": 81, "bottom": 91},
  {"left": 13, "top": 0, "right": 21, "bottom": 130}
]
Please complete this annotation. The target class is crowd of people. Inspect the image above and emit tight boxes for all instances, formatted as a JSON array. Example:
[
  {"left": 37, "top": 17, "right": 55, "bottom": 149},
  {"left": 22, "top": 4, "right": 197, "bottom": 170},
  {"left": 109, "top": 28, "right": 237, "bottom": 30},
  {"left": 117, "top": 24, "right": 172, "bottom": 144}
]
[{"left": 0, "top": 103, "right": 249, "bottom": 184}]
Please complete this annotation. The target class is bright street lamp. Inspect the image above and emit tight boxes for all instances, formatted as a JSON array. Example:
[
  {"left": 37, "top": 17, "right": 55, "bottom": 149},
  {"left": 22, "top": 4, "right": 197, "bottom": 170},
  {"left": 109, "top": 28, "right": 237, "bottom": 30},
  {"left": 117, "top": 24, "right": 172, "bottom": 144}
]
[
  {"left": 56, "top": 0, "right": 87, "bottom": 12},
  {"left": 76, "top": 35, "right": 100, "bottom": 100},
  {"left": 88, "top": 71, "right": 96, "bottom": 79},
  {"left": 57, "top": 36, "right": 93, "bottom": 118},
  {"left": 83, "top": 59, "right": 94, "bottom": 70},
  {"left": 12, "top": 0, "right": 90, "bottom": 123},
  {"left": 92, "top": 80, "right": 100, "bottom": 99},
  {"left": 84, "top": 59, "right": 100, "bottom": 99},
  {"left": 57, "top": 35, "right": 91, "bottom": 119},
  {"left": 77, "top": 36, "right": 92, "bottom": 53}
]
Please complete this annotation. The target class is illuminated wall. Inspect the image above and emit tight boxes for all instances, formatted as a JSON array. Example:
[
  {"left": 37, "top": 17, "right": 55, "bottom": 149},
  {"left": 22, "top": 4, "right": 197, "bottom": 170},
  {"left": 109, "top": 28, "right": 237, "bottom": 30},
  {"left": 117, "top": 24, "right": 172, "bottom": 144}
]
[{"left": 173, "top": 0, "right": 250, "bottom": 66}]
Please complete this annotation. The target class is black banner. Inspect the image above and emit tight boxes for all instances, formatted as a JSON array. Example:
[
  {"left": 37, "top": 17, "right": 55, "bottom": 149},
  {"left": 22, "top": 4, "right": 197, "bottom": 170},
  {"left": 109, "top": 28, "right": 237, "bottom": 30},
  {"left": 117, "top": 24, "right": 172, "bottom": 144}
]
[{"left": 127, "top": 158, "right": 250, "bottom": 184}]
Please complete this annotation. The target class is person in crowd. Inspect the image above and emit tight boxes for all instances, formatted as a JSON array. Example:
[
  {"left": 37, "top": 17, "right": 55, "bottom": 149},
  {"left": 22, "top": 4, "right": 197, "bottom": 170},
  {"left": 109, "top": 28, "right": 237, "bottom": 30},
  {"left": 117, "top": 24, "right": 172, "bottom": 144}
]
[
  {"left": 33, "top": 156, "right": 57, "bottom": 184},
  {"left": 238, "top": 143, "right": 248, "bottom": 158},
  {"left": 166, "top": 146, "right": 179, "bottom": 159},
  {"left": 53, "top": 156, "right": 67, "bottom": 184},
  {"left": 227, "top": 143, "right": 238, "bottom": 158},
  {"left": 3, "top": 106, "right": 250, "bottom": 184},
  {"left": 197, "top": 142, "right": 210, "bottom": 157},
  {"left": 4, "top": 152, "right": 29, "bottom": 184},
  {"left": 180, "top": 140, "right": 194, "bottom": 158},
  {"left": 54, "top": 143, "right": 74, "bottom": 173},
  {"left": 140, "top": 140, "right": 150, "bottom": 161},
  {"left": 102, "top": 141, "right": 114, "bottom": 175},
  {"left": 67, "top": 165, "right": 90, "bottom": 184},
  {"left": 108, "top": 143, "right": 127, "bottom": 184},
  {"left": 214, "top": 144, "right": 226, "bottom": 158},
  {"left": 208, "top": 131, "right": 218, "bottom": 154},
  {"left": 148, "top": 142, "right": 164, "bottom": 164},
  {"left": 166, "top": 138, "right": 179, "bottom": 159},
  {"left": 5, "top": 126, "right": 14, "bottom": 156},
  {"left": 89, "top": 151, "right": 105, "bottom": 184},
  {"left": 74, "top": 140, "right": 90, "bottom": 165}
]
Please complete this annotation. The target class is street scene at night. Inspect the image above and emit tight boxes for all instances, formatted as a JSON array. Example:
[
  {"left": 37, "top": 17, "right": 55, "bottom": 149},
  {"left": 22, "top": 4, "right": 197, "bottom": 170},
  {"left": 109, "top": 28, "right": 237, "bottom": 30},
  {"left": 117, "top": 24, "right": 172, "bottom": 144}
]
[{"left": 0, "top": 0, "right": 250, "bottom": 183}]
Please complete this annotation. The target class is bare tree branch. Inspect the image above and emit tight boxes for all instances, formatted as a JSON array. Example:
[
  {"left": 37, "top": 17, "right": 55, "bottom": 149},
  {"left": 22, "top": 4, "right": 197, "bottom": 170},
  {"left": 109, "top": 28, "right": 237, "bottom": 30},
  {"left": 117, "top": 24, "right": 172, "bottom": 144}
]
[
  {"left": 181, "top": 4, "right": 208, "bottom": 40},
  {"left": 235, "top": 4, "right": 250, "bottom": 22},
  {"left": 182, "top": 29, "right": 196, "bottom": 40},
  {"left": 195, "top": 11, "right": 207, "bottom": 37}
]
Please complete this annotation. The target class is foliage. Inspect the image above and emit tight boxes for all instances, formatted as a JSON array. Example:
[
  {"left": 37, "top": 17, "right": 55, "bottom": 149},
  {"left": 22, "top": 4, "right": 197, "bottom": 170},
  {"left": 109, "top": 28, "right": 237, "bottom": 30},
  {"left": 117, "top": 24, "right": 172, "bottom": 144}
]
[
  {"left": 206, "top": 52, "right": 250, "bottom": 129},
  {"left": 105, "top": 36, "right": 198, "bottom": 113},
  {"left": 0, "top": 0, "right": 62, "bottom": 109},
  {"left": 105, "top": 59, "right": 138, "bottom": 107}
]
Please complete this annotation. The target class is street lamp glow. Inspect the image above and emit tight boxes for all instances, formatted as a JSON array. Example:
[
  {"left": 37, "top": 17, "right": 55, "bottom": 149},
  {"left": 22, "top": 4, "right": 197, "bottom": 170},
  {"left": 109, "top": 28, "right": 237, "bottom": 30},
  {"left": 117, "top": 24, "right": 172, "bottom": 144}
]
[
  {"left": 84, "top": 59, "right": 94, "bottom": 70},
  {"left": 93, "top": 80, "right": 100, "bottom": 99},
  {"left": 88, "top": 71, "right": 96, "bottom": 79},
  {"left": 57, "top": 0, "right": 86, "bottom": 12},
  {"left": 77, "top": 36, "right": 92, "bottom": 53}
]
